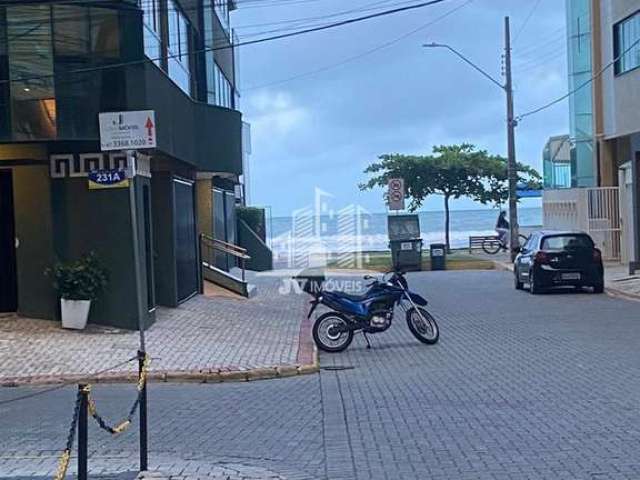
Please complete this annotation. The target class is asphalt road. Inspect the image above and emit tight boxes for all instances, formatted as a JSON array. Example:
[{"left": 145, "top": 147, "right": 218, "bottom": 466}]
[{"left": 2, "top": 270, "right": 640, "bottom": 480}]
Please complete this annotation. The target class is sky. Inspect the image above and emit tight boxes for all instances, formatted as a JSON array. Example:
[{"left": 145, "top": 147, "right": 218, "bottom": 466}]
[{"left": 233, "top": 0, "right": 568, "bottom": 216}]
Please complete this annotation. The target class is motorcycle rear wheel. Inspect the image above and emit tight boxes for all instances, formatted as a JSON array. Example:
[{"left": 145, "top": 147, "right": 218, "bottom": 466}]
[
  {"left": 313, "top": 312, "right": 354, "bottom": 353},
  {"left": 406, "top": 307, "right": 440, "bottom": 345}
]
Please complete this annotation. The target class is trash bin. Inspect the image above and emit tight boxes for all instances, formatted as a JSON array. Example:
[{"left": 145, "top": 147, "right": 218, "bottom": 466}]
[
  {"left": 388, "top": 215, "right": 422, "bottom": 271},
  {"left": 430, "top": 243, "right": 446, "bottom": 271},
  {"left": 390, "top": 239, "right": 423, "bottom": 272}
]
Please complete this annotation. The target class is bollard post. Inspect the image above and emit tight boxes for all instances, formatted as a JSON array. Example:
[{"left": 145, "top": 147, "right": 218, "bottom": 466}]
[
  {"left": 138, "top": 350, "right": 148, "bottom": 472},
  {"left": 78, "top": 384, "right": 89, "bottom": 480}
]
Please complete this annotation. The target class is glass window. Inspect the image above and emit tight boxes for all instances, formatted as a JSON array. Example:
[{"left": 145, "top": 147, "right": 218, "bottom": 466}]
[
  {"left": 7, "top": 5, "right": 56, "bottom": 140},
  {"left": 142, "top": 0, "right": 161, "bottom": 64},
  {"left": 54, "top": 6, "right": 90, "bottom": 56},
  {"left": 142, "top": 0, "right": 159, "bottom": 33},
  {"left": 614, "top": 12, "right": 640, "bottom": 75},
  {"left": 91, "top": 8, "right": 120, "bottom": 59},
  {"left": 541, "top": 235, "right": 594, "bottom": 250},
  {"left": 215, "top": 0, "right": 230, "bottom": 36},
  {"left": 167, "top": 0, "right": 191, "bottom": 95}
]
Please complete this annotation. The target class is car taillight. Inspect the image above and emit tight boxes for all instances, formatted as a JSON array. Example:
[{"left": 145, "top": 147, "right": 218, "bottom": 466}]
[
  {"left": 535, "top": 251, "right": 549, "bottom": 264},
  {"left": 593, "top": 248, "right": 602, "bottom": 262}
]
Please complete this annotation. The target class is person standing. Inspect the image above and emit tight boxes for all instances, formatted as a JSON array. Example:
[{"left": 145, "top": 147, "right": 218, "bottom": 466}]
[{"left": 495, "top": 211, "right": 510, "bottom": 249}]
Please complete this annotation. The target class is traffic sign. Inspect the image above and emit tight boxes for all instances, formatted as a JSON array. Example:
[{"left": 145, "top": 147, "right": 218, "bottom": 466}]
[
  {"left": 99, "top": 110, "right": 156, "bottom": 151},
  {"left": 388, "top": 178, "right": 405, "bottom": 211}
]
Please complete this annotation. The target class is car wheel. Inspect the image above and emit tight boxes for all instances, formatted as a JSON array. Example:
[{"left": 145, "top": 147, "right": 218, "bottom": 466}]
[
  {"left": 514, "top": 272, "right": 524, "bottom": 290},
  {"left": 529, "top": 270, "right": 542, "bottom": 295},
  {"left": 592, "top": 282, "right": 605, "bottom": 294}
]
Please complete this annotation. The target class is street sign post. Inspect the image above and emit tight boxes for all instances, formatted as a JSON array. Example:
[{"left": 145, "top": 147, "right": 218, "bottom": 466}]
[
  {"left": 98, "top": 111, "right": 154, "bottom": 470},
  {"left": 99, "top": 111, "right": 156, "bottom": 152},
  {"left": 388, "top": 178, "right": 405, "bottom": 211}
]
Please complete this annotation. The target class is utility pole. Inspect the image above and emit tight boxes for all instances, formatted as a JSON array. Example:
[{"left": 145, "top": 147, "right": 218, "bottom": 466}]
[
  {"left": 504, "top": 16, "right": 520, "bottom": 261},
  {"left": 424, "top": 18, "right": 521, "bottom": 261}
]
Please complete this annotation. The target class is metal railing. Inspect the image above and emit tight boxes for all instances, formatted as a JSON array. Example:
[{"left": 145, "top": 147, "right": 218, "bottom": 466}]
[
  {"left": 200, "top": 233, "right": 251, "bottom": 282},
  {"left": 543, "top": 186, "right": 621, "bottom": 261}
]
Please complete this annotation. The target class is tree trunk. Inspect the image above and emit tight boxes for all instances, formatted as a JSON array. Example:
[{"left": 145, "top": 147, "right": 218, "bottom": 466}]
[{"left": 444, "top": 195, "right": 451, "bottom": 253}]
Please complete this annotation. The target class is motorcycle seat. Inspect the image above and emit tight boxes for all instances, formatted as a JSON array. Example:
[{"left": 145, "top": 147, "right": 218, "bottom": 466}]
[{"left": 325, "top": 291, "right": 369, "bottom": 302}]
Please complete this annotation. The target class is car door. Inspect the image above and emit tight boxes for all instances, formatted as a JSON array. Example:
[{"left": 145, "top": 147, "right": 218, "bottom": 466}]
[{"left": 517, "top": 234, "right": 537, "bottom": 281}]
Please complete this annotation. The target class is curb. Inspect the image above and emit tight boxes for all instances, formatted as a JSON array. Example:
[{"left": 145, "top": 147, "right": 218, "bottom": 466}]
[
  {"left": 605, "top": 285, "right": 640, "bottom": 302},
  {"left": 1, "top": 302, "right": 320, "bottom": 388},
  {"left": 492, "top": 260, "right": 514, "bottom": 272},
  {"left": 0, "top": 361, "right": 320, "bottom": 388}
]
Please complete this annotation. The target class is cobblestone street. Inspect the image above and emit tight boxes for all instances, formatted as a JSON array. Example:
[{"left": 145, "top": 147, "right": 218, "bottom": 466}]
[{"left": 2, "top": 271, "right": 640, "bottom": 479}]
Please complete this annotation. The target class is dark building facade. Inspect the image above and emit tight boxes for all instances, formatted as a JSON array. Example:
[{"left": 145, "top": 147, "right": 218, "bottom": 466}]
[{"left": 0, "top": 0, "right": 243, "bottom": 329}]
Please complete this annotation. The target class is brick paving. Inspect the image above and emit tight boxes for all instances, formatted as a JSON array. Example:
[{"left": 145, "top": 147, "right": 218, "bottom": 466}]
[
  {"left": 0, "top": 273, "right": 313, "bottom": 385},
  {"left": 3, "top": 271, "right": 640, "bottom": 479}
]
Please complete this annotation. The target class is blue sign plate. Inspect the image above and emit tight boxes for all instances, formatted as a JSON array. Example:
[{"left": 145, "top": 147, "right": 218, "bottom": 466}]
[{"left": 88, "top": 169, "right": 130, "bottom": 190}]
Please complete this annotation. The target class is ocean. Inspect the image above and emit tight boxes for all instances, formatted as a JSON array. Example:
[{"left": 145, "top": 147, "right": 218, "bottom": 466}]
[{"left": 268, "top": 207, "right": 542, "bottom": 256}]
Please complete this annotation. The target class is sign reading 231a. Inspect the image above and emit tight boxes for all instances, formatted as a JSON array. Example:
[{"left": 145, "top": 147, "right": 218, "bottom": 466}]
[{"left": 88, "top": 169, "right": 130, "bottom": 190}]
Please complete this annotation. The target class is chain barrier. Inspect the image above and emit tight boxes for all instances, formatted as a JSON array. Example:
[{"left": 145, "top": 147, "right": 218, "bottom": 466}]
[
  {"left": 87, "top": 353, "right": 150, "bottom": 436},
  {"left": 0, "top": 356, "right": 138, "bottom": 407},
  {"left": 2, "top": 354, "right": 148, "bottom": 480},
  {"left": 53, "top": 386, "right": 84, "bottom": 480}
]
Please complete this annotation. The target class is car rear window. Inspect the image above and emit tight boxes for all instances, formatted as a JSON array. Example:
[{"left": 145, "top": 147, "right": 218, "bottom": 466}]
[{"left": 541, "top": 235, "right": 594, "bottom": 250}]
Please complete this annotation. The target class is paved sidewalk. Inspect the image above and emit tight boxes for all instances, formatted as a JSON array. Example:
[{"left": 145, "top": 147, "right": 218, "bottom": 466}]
[
  {"left": 1, "top": 453, "right": 290, "bottom": 479},
  {"left": 0, "top": 273, "right": 317, "bottom": 386},
  {"left": 604, "top": 262, "right": 640, "bottom": 298}
]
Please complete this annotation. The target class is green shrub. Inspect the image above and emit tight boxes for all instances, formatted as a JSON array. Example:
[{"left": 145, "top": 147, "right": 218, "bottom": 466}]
[{"left": 47, "top": 252, "right": 109, "bottom": 301}]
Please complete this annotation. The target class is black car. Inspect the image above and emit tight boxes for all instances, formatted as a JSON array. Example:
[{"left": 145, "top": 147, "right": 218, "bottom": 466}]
[{"left": 514, "top": 231, "right": 604, "bottom": 294}]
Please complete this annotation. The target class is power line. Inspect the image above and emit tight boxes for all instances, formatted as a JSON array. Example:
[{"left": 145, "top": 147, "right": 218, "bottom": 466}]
[
  {"left": 242, "top": 0, "right": 472, "bottom": 91},
  {"left": 512, "top": 0, "right": 543, "bottom": 45},
  {"left": 517, "top": 36, "right": 640, "bottom": 121},
  {"left": 0, "top": 0, "right": 452, "bottom": 87},
  {"left": 233, "top": 0, "right": 422, "bottom": 30},
  {"left": 515, "top": 27, "right": 565, "bottom": 57}
]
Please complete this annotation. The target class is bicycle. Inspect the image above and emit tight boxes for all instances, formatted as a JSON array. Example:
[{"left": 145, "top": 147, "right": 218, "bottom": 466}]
[{"left": 482, "top": 234, "right": 528, "bottom": 255}]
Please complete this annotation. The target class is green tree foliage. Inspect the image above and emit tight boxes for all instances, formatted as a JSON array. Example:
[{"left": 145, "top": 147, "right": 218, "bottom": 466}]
[{"left": 360, "top": 144, "right": 541, "bottom": 251}]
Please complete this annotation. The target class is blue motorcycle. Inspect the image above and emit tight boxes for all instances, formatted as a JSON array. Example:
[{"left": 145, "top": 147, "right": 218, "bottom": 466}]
[{"left": 302, "top": 270, "right": 439, "bottom": 352}]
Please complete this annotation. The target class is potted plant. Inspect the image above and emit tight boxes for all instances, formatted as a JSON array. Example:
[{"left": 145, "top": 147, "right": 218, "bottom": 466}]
[{"left": 48, "top": 252, "right": 108, "bottom": 330}]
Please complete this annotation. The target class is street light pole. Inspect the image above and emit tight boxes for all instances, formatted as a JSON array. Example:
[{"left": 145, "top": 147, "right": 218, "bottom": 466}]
[
  {"left": 423, "top": 16, "right": 521, "bottom": 261},
  {"left": 504, "top": 16, "right": 519, "bottom": 262}
]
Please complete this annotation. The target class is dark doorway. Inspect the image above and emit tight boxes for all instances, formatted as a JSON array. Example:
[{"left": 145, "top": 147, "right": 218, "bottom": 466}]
[
  {"left": 212, "top": 188, "right": 238, "bottom": 271},
  {"left": 0, "top": 170, "right": 17, "bottom": 312},
  {"left": 173, "top": 178, "right": 198, "bottom": 303},
  {"left": 213, "top": 188, "right": 227, "bottom": 270}
]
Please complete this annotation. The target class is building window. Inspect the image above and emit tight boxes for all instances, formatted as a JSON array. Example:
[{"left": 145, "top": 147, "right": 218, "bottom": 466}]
[
  {"left": 214, "top": 0, "right": 230, "bottom": 36},
  {"left": 614, "top": 11, "right": 640, "bottom": 75},
  {"left": 7, "top": 6, "right": 56, "bottom": 140},
  {"left": 207, "top": 61, "right": 233, "bottom": 108},
  {"left": 142, "top": 0, "right": 161, "bottom": 65},
  {"left": 167, "top": 0, "right": 191, "bottom": 95}
]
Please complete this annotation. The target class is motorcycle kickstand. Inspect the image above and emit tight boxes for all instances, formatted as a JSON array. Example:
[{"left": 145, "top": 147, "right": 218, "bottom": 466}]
[{"left": 362, "top": 331, "right": 372, "bottom": 349}]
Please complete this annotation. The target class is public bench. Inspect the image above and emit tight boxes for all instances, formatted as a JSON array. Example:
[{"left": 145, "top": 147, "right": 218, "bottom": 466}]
[{"left": 468, "top": 235, "right": 499, "bottom": 253}]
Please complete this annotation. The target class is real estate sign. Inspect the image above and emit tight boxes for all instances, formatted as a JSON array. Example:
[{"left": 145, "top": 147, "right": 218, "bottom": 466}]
[{"left": 99, "top": 110, "right": 156, "bottom": 151}]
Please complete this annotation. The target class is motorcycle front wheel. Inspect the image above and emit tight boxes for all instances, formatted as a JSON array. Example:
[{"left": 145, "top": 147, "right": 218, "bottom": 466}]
[
  {"left": 406, "top": 307, "right": 440, "bottom": 345},
  {"left": 312, "top": 312, "right": 354, "bottom": 353}
]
